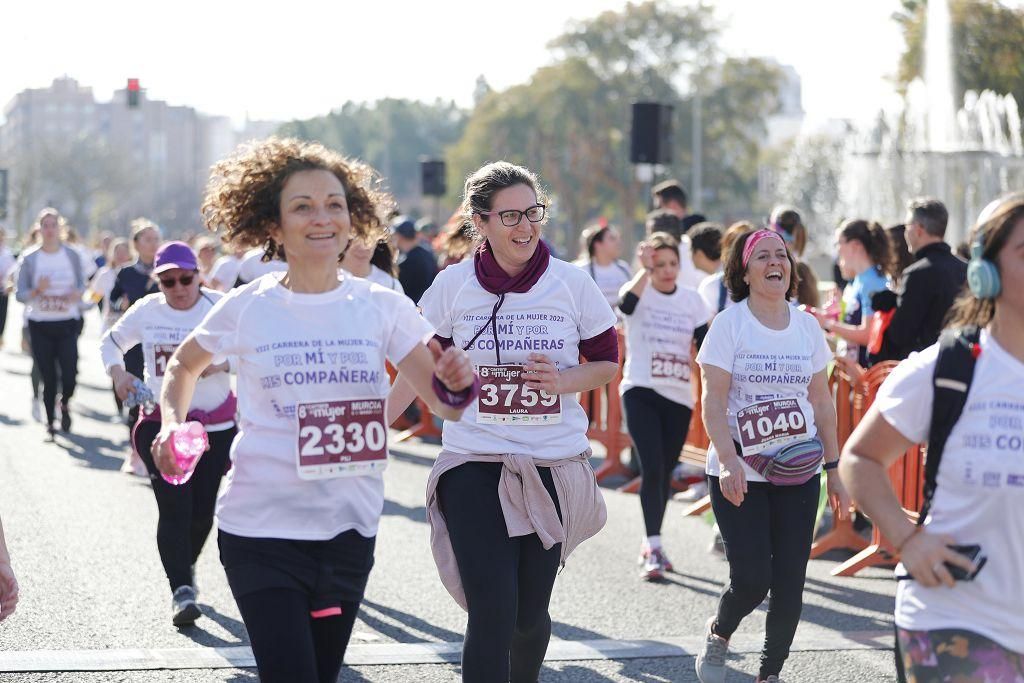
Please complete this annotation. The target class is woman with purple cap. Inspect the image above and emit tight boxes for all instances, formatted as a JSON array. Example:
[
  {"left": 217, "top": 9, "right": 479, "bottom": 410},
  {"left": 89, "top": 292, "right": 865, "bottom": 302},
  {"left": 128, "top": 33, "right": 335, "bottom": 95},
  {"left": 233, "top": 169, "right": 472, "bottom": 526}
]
[
  {"left": 100, "top": 241, "right": 235, "bottom": 628},
  {"left": 693, "top": 229, "right": 849, "bottom": 683}
]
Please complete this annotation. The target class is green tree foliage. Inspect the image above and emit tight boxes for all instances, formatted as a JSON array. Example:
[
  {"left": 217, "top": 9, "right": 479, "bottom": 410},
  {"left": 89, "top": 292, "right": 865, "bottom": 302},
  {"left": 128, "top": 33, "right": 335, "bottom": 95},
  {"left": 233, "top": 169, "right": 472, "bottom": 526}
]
[
  {"left": 279, "top": 99, "right": 467, "bottom": 212},
  {"left": 895, "top": 0, "right": 1024, "bottom": 105},
  {"left": 447, "top": 1, "right": 781, "bottom": 249}
]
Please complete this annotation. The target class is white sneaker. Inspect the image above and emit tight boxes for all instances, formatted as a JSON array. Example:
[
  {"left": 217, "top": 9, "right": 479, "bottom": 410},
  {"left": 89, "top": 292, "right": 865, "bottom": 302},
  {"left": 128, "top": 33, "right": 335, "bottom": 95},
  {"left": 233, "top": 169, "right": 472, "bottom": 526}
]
[
  {"left": 674, "top": 481, "right": 709, "bottom": 502},
  {"left": 31, "top": 399, "right": 42, "bottom": 423},
  {"left": 695, "top": 616, "right": 729, "bottom": 683}
]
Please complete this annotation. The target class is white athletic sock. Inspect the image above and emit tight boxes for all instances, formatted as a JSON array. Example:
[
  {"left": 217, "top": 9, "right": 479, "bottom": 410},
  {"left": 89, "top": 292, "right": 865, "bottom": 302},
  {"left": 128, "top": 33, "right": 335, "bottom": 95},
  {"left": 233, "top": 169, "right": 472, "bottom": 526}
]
[{"left": 647, "top": 535, "right": 662, "bottom": 550}]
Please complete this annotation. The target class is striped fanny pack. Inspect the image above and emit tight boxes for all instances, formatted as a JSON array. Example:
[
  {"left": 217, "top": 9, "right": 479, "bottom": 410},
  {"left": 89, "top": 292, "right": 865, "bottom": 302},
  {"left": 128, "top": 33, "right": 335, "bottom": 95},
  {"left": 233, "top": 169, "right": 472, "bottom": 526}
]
[{"left": 737, "top": 437, "right": 824, "bottom": 486}]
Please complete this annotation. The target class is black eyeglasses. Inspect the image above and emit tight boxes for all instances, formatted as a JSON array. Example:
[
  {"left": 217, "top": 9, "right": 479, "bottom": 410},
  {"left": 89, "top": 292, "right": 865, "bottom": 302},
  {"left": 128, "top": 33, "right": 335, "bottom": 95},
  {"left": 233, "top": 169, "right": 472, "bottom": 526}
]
[
  {"left": 478, "top": 204, "right": 546, "bottom": 228},
  {"left": 158, "top": 274, "right": 196, "bottom": 288}
]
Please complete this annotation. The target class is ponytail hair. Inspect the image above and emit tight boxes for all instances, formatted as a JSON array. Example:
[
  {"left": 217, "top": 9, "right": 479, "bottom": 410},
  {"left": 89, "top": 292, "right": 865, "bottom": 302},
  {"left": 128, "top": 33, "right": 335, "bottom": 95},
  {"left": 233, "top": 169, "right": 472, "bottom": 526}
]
[
  {"left": 948, "top": 192, "right": 1024, "bottom": 329},
  {"left": 770, "top": 205, "right": 808, "bottom": 256},
  {"left": 838, "top": 218, "right": 894, "bottom": 277}
]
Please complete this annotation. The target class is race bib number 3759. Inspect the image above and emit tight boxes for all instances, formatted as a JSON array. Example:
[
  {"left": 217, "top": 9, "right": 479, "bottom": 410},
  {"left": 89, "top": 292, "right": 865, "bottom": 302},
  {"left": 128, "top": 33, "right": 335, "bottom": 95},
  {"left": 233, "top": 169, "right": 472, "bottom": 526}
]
[
  {"left": 476, "top": 364, "right": 562, "bottom": 425},
  {"left": 295, "top": 398, "right": 387, "bottom": 479},
  {"left": 735, "top": 398, "right": 808, "bottom": 456}
]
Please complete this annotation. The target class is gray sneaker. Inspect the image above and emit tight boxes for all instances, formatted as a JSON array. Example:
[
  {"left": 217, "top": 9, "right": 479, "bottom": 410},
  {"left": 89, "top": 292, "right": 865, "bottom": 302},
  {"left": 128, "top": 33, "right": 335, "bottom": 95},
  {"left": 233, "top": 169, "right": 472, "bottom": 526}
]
[
  {"left": 171, "top": 585, "right": 200, "bottom": 627},
  {"left": 695, "top": 616, "right": 728, "bottom": 683}
]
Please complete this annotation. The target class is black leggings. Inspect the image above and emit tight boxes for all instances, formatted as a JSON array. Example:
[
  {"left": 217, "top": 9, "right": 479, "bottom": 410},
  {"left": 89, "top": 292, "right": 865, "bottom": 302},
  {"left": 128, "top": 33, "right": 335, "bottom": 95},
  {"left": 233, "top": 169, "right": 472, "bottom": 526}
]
[
  {"left": 622, "top": 387, "right": 692, "bottom": 538},
  {"left": 134, "top": 420, "right": 233, "bottom": 591},
  {"left": 236, "top": 589, "right": 359, "bottom": 683},
  {"left": 709, "top": 474, "right": 820, "bottom": 680},
  {"left": 438, "top": 461, "right": 562, "bottom": 683},
  {"left": 0, "top": 293, "right": 8, "bottom": 338},
  {"left": 27, "top": 319, "right": 79, "bottom": 425}
]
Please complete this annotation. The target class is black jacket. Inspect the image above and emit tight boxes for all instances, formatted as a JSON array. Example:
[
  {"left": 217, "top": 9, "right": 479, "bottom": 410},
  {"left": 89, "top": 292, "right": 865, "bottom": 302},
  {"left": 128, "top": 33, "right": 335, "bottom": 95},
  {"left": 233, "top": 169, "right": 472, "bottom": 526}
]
[
  {"left": 397, "top": 244, "right": 438, "bottom": 304},
  {"left": 875, "top": 242, "right": 966, "bottom": 362}
]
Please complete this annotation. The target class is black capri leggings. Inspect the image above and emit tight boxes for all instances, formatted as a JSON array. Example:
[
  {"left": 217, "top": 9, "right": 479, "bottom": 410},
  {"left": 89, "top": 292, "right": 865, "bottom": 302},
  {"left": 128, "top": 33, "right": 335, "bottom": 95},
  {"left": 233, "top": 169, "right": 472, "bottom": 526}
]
[
  {"left": 27, "top": 319, "right": 79, "bottom": 425},
  {"left": 622, "top": 387, "right": 693, "bottom": 537},
  {"left": 438, "top": 461, "right": 562, "bottom": 683},
  {"left": 708, "top": 474, "right": 820, "bottom": 680},
  {"left": 219, "top": 529, "right": 375, "bottom": 683},
  {"left": 133, "top": 419, "right": 233, "bottom": 591}
]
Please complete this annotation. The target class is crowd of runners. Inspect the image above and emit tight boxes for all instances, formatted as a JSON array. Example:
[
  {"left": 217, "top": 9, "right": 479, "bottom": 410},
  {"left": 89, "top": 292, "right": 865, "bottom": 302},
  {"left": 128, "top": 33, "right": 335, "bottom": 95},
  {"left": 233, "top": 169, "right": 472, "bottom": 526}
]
[{"left": 0, "top": 136, "right": 1021, "bottom": 683}]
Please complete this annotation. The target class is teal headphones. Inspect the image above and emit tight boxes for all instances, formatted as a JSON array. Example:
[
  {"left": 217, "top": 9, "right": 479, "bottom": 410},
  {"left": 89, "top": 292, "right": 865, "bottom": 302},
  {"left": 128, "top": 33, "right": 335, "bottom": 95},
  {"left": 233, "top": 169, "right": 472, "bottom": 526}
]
[
  {"left": 967, "top": 233, "right": 1000, "bottom": 299},
  {"left": 966, "top": 193, "right": 1024, "bottom": 299}
]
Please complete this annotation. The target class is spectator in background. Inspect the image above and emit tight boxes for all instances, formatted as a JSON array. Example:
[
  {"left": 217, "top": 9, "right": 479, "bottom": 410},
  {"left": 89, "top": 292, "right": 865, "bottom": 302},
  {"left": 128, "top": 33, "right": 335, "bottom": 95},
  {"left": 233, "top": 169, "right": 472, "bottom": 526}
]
[
  {"left": 650, "top": 181, "right": 706, "bottom": 289},
  {"left": 887, "top": 224, "right": 915, "bottom": 284},
  {"left": 193, "top": 236, "right": 219, "bottom": 287},
  {"left": 392, "top": 215, "right": 437, "bottom": 303},
  {"left": 416, "top": 218, "right": 439, "bottom": 255},
  {"left": 697, "top": 221, "right": 756, "bottom": 319},
  {"left": 0, "top": 227, "right": 15, "bottom": 350},
  {"left": 574, "top": 224, "right": 632, "bottom": 308},
  {"left": 645, "top": 208, "right": 704, "bottom": 289},
  {"left": 769, "top": 206, "right": 820, "bottom": 309},
  {"left": 876, "top": 198, "right": 967, "bottom": 361}
]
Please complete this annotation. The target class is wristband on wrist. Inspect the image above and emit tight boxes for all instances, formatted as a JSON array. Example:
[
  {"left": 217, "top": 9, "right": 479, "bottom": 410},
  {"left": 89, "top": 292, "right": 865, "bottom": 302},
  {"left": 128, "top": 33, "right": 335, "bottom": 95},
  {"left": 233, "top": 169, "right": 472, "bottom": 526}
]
[
  {"left": 431, "top": 374, "right": 481, "bottom": 409},
  {"left": 823, "top": 460, "right": 839, "bottom": 471}
]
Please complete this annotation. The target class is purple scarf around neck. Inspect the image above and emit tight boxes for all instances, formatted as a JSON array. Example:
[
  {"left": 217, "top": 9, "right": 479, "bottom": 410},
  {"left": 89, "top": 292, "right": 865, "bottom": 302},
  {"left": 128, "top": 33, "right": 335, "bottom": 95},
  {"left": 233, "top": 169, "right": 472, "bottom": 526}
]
[{"left": 473, "top": 239, "right": 550, "bottom": 295}]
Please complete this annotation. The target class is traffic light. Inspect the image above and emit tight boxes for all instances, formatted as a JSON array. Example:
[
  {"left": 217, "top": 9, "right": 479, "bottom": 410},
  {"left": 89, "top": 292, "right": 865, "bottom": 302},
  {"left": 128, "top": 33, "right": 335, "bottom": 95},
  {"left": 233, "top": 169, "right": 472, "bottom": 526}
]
[{"left": 127, "top": 78, "right": 140, "bottom": 108}]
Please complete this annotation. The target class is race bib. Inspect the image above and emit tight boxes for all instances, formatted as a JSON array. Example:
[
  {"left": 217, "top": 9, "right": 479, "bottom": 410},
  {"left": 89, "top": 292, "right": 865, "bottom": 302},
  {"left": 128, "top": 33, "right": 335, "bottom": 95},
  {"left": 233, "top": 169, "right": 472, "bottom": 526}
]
[
  {"left": 476, "top": 364, "right": 561, "bottom": 425},
  {"left": 295, "top": 398, "right": 388, "bottom": 479},
  {"left": 650, "top": 351, "right": 691, "bottom": 383},
  {"left": 153, "top": 344, "right": 178, "bottom": 377},
  {"left": 38, "top": 294, "right": 70, "bottom": 313},
  {"left": 735, "top": 398, "right": 809, "bottom": 456}
]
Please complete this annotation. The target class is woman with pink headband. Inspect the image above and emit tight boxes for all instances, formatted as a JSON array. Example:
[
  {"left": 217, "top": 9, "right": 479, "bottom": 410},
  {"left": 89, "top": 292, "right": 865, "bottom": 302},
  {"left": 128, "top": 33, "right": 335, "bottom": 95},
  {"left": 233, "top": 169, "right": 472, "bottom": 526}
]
[{"left": 693, "top": 229, "right": 849, "bottom": 683}]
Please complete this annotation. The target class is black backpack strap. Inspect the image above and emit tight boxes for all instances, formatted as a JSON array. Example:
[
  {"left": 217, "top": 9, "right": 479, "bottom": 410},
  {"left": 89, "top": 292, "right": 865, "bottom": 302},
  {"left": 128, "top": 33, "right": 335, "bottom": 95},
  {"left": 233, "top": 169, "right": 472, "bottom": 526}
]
[{"left": 920, "top": 325, "right": 981, "bottom": 524}]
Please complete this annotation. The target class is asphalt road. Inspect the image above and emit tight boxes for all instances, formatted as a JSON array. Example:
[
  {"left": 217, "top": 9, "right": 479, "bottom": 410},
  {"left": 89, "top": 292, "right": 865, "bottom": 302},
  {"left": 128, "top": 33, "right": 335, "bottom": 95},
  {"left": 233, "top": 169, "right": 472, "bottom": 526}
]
[{"left": 0, "top": 302, "right": 899, "bottom": 681}]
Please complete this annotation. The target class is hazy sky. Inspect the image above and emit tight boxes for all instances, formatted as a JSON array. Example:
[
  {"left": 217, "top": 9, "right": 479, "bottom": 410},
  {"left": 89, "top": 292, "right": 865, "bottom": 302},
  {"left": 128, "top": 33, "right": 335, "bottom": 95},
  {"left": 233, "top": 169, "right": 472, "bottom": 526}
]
[{"left": 0, "top": 0, "right": 945, "bottom": 128}]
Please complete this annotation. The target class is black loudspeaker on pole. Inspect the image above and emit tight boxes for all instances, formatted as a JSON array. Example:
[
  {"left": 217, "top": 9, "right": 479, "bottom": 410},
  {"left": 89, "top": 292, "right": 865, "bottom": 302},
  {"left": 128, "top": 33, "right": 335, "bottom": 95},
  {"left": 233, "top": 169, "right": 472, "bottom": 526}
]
[
  {"left": 421, "top": 159, "right": 446, "bottom": 197},
  {"left": 630, "top": 102, "right": 674, "bottom": 165}
]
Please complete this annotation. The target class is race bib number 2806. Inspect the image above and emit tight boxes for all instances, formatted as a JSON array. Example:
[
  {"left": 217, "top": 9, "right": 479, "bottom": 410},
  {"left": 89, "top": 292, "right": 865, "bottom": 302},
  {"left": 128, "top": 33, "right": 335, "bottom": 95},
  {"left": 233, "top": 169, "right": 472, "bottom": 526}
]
[
  {"left": 476, "top": 364, "right": 561, "bottom": 425},
  {"left": 295, "top": 398, "right": 387, "bottom": 479}
]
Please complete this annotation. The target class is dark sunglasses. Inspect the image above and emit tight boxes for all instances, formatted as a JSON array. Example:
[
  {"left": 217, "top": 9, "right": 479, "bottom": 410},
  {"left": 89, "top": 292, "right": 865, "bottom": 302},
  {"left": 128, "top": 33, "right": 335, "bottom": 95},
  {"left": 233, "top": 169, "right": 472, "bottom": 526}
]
[{"left": 158, "top": 274, "right": 196, "bottom": 288}]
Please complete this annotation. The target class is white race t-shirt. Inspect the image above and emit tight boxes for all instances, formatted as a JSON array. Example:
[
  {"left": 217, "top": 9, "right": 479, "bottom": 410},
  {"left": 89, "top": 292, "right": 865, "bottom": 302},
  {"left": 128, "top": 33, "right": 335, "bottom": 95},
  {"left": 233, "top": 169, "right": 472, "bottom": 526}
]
[
  {"left": 341, "top": 265, "right": 405, "bottom": 294},
  {"left": 876, "top": 331, "right": 1024, "bottom": 653},
  {"left": 573, "top": 258, "right": 632, "bottom": 308},
  {"left": 698, "top": 270, "right": 733, "bottom": 318},
  {"left": 209, "top": 255, "right": 242, "bottom": 291},
  {"left": 236, "top": 248, "right": 287, "bottom": 285},
  {"left": 419, "top": 257, "right": 617, "bottom": 460},
  {"left": 191, "top": 272, "right": 433, "bottom": 540},
  {"left": 26, "top": 249, "right": 81, "bottom": 322},
  {"left": 100, "top": 289, "right": 232, "bottom": 431},
  {"left": 620, "top": 285, "right": 709, "bottom": 407},
  {"left": 676, "top": 236, "right": 707, "bottom": 290},
  {"left": 695, "top": 299, "right": 831, "bottom": 481}
]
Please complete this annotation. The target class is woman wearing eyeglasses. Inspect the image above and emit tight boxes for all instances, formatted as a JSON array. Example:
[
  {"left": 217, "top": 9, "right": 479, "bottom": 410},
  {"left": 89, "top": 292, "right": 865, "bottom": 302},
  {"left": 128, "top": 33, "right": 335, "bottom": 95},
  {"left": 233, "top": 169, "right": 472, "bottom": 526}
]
[
  {"left": 393, "top": 161, "right": 617, "bottom": 682},
  {"left": 100, "top": 241, "right": 234, "bottom": 628}
]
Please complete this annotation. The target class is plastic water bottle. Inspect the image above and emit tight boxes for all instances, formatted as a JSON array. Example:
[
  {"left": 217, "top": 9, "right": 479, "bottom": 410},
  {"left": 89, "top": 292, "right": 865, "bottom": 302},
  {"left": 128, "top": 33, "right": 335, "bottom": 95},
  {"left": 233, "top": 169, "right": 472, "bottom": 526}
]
[
  {"left": 125, "top": 379, "right": 156, "bottom": 413},
  {"left": 162, "top": 421, "right": 208, "bottom": 486}
]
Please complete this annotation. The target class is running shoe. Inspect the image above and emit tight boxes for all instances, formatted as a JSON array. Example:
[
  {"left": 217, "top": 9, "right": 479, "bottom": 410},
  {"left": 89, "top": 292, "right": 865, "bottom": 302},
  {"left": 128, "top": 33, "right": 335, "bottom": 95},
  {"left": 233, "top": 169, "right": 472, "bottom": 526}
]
[
  {"left": 695, "top": 616, "right": 729, "bottom": 683},
  {"left": 638, "top": 544, "right": 674, "bottom": 573},
  {"left": 171, "top": 585, "right": 200, "bottom": 627},
  {"left": 31, "top": 399, "right": 41, "bottom": 423},
  {"left": 45, "top": 424, "right": 56, "bottom": 442},
  {"left": 640, "top": 548, "right": 668, "bottom": 581}
]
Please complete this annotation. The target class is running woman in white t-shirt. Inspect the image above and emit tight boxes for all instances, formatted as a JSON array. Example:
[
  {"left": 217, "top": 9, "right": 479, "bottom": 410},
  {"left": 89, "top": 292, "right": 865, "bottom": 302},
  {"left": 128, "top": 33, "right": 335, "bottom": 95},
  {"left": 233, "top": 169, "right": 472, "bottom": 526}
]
[
  {"left": 340, "top": 235, "right": 404, "bottom": 294},
  {"left": 392, "top": 161, "right": 618, "bottom": 683},
  {"left": 694, "top": 229, "right": 850, "bottom": 683},
  {"left": 151, "top": 138, "right": 476, "bottom": 683},
  {"left": 618, "top": 232, "right": 709, "bottom": 581},
  {"left": 842, "top": 193, "right": 1024, "bottom": 681},
  {"left": 101, "top": 241, "right": 234, "bottom": 628},
  {"left": 573, "top": 224, "right": 632, "bottom": 308},
  {"left": 14, "top": 208, "right": 86, "bottom": 440}
]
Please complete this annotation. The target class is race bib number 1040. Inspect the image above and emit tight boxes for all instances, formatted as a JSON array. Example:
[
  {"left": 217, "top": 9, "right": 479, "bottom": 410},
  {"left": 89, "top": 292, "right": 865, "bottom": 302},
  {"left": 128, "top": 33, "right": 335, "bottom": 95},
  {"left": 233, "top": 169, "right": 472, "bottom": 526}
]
[
  {"left": 295, "top": 398, "right": 387, "bottom": 479},
  {"left": 476, "top": 364, "right": 562, "bottom": 425},
  {"left": 735, "top": 398, "right": 808, "bottom": 456}
]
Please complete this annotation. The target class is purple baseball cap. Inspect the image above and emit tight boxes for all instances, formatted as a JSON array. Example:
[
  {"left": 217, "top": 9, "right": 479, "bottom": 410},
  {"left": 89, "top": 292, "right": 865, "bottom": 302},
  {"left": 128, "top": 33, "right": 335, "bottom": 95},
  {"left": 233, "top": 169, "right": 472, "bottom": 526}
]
[{"left": 153, "top": 241, "right": 198, "bottom": 274}]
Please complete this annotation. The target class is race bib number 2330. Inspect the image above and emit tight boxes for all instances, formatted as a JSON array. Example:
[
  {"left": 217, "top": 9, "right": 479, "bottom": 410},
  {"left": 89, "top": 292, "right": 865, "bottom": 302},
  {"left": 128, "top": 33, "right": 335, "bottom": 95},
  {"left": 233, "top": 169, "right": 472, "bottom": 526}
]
[{"left": 295, "top": 398, "right": 387, "bottom": 479}]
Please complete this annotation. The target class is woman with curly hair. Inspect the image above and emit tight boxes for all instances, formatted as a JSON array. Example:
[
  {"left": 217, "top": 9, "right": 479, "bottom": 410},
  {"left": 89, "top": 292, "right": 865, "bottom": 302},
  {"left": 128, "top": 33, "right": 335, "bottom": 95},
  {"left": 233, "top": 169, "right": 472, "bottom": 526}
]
[{"left": 152, "top": 137, "right": 478, "bottom": 683}]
